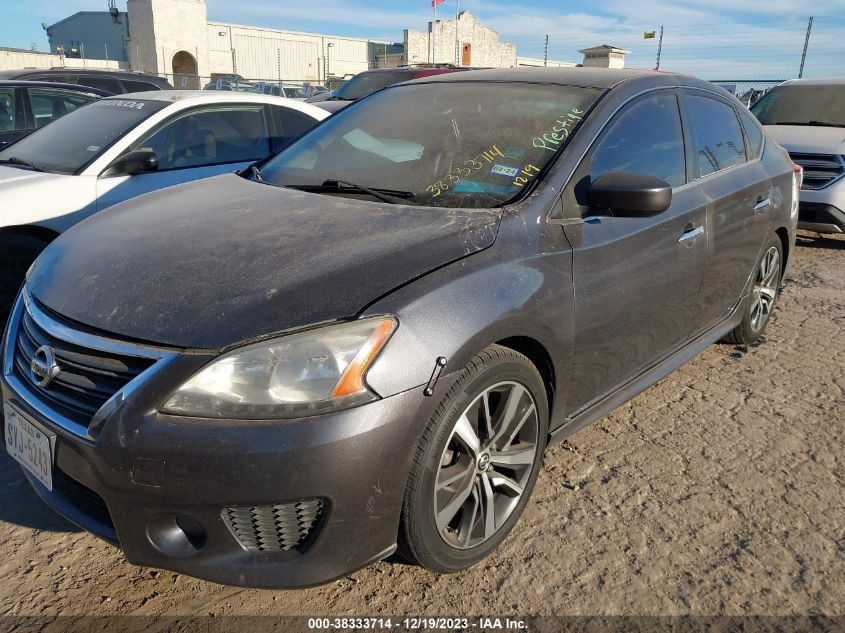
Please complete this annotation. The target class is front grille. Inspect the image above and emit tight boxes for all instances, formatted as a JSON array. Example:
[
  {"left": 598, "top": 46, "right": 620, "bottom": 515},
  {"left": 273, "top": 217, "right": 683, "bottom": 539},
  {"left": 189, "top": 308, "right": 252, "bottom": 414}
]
[
  {"left": 789, "top": 152, "right": 845, "bottom": 190},
  {"left": 223, "top": 499, "right": 323, "bottom": 552},
  {"left": 12, "top": 300, "right": 155, "bottom": 428}
]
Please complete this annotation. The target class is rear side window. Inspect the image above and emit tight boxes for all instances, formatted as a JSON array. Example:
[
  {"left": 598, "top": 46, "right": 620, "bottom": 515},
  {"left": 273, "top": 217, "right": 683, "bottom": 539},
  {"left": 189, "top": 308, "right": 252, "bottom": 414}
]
[
  {"left": 687, "top": 95, "right": 747, "bottom": 177},
  {"left": 27, "top": 89, "right": 95, "bottom": 128},
  {"left": 76, "top": 76, "right": 122, "bottom": 94},
  {"left": 270, "top": 105, "right": 318, "bottom": 149},
  {"left": 580, "top": 92, "right": 687, "bottom": 189},
  {"left": 121, "top": 80, "right": 161, "bottom": 94},
  {"left": 0, "top": 88, "right": 15, "bottom": 132},
  {"left": 738, "top": 108, "right": 764, "bottom": 158}
]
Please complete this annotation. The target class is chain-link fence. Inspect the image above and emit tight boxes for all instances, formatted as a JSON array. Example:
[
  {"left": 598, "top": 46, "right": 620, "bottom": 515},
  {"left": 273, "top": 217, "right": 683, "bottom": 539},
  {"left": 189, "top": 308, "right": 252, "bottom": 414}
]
[{"left": 706, "top": 80, "right": 787, "bottom": 107}]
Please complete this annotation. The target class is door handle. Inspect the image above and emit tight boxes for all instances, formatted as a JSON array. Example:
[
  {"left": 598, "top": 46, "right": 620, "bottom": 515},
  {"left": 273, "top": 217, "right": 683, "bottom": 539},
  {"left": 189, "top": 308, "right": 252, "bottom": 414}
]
[
  {"left": 753, "top": 197, "right": 771, "bottom": 212},
  {"left": 678, "top": 225, "right": 705, "bottom": 243}
]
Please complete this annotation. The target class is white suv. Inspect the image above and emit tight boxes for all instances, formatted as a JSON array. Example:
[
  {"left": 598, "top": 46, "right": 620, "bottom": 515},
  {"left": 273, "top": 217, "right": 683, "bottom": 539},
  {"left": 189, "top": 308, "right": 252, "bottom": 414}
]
[{"left": 751, "top": 78, "right": 845, "bottom": 234}]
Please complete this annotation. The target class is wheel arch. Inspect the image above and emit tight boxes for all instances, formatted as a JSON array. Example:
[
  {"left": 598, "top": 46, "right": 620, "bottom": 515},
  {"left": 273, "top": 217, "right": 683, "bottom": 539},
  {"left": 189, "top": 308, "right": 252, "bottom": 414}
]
[
  {"left": 774, "top": 226, "right": 790, "bottom": 277},
  {"left": 0, "top": 223, "right": 60, "bottom": 246},
  {"left": 495, "top": 336, "right": 556, "bottom": 420}
]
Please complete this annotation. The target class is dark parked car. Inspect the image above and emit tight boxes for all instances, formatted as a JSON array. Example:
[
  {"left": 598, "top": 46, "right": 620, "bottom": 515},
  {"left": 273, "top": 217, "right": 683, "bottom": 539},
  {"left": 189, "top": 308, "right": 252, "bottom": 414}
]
[
  {"left": 309, "top": 64, "right": 472, "bottom": 112},
  {"left": 1, "top": 68, "right": 800, "bottom": 588},
  {"left": 0, "top": 80, "right": 109, "bottom": 148},
  {"left": 0, "top": 68, "right": 172, "bottom": 94}
]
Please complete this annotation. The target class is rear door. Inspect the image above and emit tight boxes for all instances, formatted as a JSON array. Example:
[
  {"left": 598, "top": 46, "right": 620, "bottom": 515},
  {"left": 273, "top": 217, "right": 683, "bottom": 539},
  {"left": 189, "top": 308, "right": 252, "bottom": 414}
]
[
  {"left": 24, "top": 87, "right": 97, "bottom": 130},
  {"left": 96, "top": 103, "right": 273, "bottom": 211},
  {"left": 559, "top": 90, "right": 708, "bottom": 416},
  {"left": 681, "top": 91, "right": 773, "bottom": 334}
]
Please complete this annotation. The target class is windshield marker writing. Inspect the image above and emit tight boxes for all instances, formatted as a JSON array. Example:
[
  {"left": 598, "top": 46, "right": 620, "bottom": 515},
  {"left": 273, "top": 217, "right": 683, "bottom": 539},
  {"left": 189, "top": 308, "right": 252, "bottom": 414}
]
[{"left": 533, "top": 107, "right": 584, "bottom": 153}]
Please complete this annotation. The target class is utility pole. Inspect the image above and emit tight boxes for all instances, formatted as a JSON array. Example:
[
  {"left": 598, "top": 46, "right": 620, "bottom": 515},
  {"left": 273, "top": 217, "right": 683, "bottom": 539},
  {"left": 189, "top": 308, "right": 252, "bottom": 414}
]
[
  {"left": 799, "top": 16, "right": 813, "bottom": 79},
  {"left": 454, "top": 0, "right": 460, "bottom": 65},
  {"left": 544, "top": 34, "right": 549, "bottom": 67},
  {"left": 655, "top": 25, "right": 664, "bottom": 71}
]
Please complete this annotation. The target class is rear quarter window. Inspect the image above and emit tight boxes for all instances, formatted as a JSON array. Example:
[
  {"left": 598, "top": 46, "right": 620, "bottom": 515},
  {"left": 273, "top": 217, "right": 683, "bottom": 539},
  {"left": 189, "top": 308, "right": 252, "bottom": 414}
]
[{"left": 738, "top": 108, "right": 764, "bottom": 158}]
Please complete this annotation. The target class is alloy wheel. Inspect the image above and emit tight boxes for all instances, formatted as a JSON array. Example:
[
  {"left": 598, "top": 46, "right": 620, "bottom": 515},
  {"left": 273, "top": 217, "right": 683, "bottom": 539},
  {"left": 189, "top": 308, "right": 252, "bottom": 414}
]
[
  {"left": 749, "top": 246, "right": 780, "bottom": 332},
  {"left": 434, "top": 381, "right": 540, "bottom": 550}
]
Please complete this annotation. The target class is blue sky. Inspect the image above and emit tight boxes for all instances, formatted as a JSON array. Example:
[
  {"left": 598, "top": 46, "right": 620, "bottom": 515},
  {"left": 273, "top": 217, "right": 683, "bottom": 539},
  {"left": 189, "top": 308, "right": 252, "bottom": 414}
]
[{"left": 2, "top": 0, "right": 845, "bottom": 79}]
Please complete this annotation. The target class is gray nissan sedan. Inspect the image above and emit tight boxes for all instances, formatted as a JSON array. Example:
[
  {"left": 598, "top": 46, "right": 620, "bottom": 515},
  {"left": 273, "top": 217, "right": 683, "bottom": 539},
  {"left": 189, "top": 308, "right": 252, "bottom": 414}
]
[{"left": 2, "top": 68, "right": 800, "bottom": 588}]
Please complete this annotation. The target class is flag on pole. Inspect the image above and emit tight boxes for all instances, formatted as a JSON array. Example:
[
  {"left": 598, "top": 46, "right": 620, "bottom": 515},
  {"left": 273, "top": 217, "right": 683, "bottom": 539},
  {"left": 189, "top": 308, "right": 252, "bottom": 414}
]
[
  {"left": 644, "top": 31, "right": 656, "bottom": 39},
  {"left": 432, "top": 0, "right": 446, "bottom": 5}
]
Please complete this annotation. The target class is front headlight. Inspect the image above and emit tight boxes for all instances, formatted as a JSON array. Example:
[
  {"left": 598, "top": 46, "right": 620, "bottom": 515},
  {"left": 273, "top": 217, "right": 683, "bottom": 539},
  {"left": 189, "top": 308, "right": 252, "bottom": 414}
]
[{"left": 160, "top": 317, "right": 396, "bottom": 419}]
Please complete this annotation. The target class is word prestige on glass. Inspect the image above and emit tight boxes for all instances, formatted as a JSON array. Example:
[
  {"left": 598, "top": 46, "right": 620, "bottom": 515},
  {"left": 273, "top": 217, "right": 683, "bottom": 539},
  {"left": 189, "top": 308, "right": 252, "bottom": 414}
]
[{"left": 533, "top": 107, "right": 585, "bottom": 153}]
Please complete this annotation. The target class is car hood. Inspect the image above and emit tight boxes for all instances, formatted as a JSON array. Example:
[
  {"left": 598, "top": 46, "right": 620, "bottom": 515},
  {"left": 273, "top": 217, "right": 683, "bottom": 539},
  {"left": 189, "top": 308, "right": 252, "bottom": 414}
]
[
  {"left": 763, "top": 125, "right": 845, "bottom": 155},
  {"left": 0, "top": 166, "right": 89, "bottom": 228},
  {"left": 315, "top": 99, "right": 353, "bottom": 113},
  {"left": 28, "top": 174, "right": 500, "bottom": 349}
]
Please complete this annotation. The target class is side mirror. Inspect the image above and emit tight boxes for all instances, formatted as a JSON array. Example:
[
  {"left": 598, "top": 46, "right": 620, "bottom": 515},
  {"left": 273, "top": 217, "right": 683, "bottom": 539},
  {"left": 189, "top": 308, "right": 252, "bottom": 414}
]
[
  {"left": 586, "top": 171, "right": 672, "bottom": 217},
  {"left": 103, "top": 148, "right": 159, "bottom": 177}
]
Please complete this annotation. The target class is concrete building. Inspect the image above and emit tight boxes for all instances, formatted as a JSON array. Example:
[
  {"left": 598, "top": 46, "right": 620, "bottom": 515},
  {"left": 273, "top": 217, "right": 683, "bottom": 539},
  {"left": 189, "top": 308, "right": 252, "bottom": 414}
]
[
  {"left": 403, "top": 11, "right": 517, "bottom": 67},
  {"left": 46, "top": 10, "right": 129, "bottom": 62},
  {"left": 579, "top": 45, "right": 631, "bottom": 69}
]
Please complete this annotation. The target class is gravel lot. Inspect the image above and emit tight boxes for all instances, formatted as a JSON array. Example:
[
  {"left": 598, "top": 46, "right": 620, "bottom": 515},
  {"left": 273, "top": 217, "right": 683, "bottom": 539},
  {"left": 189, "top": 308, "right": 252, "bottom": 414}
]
[{"left": 1, "top": 231, "right": 842, "bottom": 619}]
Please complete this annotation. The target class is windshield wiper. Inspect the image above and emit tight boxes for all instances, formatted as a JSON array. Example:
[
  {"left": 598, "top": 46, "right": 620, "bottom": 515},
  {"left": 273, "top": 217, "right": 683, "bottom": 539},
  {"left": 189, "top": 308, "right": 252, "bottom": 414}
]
[
  {"left": 773, "top": 120, "right": 845, "bottom": 128},
  {"left": 286, "top": 179, "right": 415, "bottom": 205},
  {"left": 0, "top": 157, "right": 44, "bottom": 172}
]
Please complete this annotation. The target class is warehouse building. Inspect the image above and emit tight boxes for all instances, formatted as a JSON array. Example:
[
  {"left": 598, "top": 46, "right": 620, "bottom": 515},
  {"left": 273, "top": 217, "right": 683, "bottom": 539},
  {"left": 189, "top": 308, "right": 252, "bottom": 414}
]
[{"left": 37, "top": 0, "right": 623, "bottom": 87}]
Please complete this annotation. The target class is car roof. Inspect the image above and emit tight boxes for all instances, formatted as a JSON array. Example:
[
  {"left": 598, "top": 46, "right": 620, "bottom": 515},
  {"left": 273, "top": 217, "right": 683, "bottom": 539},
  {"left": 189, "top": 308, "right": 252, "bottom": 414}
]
[
  {"left": 408, "top": 67, "right": 701, "bottom": 90},
  {"left": 0, "top": 68, "right": 171, "bottom": 85},
  {"left": 106, "top": 90, "right": 330, "bottom": 118},
  {"left": 779, "top": 77, "right": 845, "bottom": 87},
  {"left": 0, "top": 79, "right": 111, "bottom": 96}
]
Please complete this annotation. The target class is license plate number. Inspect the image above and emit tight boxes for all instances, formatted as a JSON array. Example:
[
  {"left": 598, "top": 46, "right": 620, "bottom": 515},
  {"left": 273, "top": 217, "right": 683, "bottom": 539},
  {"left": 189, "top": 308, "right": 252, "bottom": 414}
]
[{"left": 4, "top": 402, "right": 53, "bottom": 491}]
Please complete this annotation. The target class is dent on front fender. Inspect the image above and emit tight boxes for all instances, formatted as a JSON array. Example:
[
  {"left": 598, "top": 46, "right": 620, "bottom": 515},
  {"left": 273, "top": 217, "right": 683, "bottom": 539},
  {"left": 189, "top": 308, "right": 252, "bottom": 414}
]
[{"left": 363, "top": 206, "right": 573, "bottom": 400}]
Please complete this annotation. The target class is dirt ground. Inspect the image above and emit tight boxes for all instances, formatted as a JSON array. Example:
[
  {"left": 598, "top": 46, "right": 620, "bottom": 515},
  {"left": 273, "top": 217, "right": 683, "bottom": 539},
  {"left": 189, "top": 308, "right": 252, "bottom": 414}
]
[{"left": 0, "top": 231, "right": 842, "bottom": 620}]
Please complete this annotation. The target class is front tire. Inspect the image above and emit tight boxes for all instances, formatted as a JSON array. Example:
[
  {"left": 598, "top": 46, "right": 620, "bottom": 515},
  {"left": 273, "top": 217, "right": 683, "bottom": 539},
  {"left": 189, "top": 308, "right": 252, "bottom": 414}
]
[
  {"left": 0, "top": 234, "right": 49, "bottom": 322},
  {"left": 723, "top": 233, "right": 783, "bottom": 345},
  {"left": 398, "top": 344, "right": 549, "bottom": 573}
]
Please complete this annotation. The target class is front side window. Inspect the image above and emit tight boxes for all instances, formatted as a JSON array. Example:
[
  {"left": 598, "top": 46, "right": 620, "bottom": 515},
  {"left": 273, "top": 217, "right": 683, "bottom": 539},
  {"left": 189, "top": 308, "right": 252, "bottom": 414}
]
[
  {"left": 687, "top": 95, "right": 747, "bottom": 177},
  {"left": 583, "top": 92, "right": 687, "bottom": 190},
  {"left": 0, "top": 98, "right": 167, "bottom": 174},
  {"left": 133, "top": 106, "right": 270, "bottom": 170},
  {"left": 751, "top": 84, "right": 845, "bottom": 127},
  {"left": 0, "top": 88, "right": 15, "bottom": 133},
  {"left": 270, "top": 106, "right": 319, "bottom": 149},
  {"left": 27, "top": 89, "right": 95, "bottom": 128},
  {"left": 260, "top": 82, "right": 602, "bottom": 208}
]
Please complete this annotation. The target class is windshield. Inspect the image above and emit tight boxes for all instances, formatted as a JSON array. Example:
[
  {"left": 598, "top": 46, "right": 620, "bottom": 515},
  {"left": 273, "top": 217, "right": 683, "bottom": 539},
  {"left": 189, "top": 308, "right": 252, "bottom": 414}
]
[
  {"left": 0, "top": 98, "right": 167, "bottom": 174},
  {"left": 260, "top": 81, "right": 601, "bottom": 208},
  {"left": 751, "top": 84, "right": 845, "bottom": 126},
  {"left": 332, "top": 71, "right": 413, "bottom": 100}
]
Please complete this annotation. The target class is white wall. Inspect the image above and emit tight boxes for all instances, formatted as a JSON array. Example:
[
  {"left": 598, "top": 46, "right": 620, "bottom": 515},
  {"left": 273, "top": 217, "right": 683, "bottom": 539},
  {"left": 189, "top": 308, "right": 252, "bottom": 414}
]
[
  {"left": 0, "top": 49, "right": 128, "bottom": 72},
  {"left": 207, "top": 22, "right": 382, "bottom": 82}
]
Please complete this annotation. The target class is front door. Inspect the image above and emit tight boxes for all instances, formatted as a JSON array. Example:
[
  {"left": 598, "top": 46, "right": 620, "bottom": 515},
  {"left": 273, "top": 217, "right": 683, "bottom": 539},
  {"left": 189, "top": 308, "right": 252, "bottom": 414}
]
[
  {"left": 96, "top": 104, "right": 273, "bottom": 211},
  {"left": 559, "top": 91, "right": 707, "bottom": 416}
]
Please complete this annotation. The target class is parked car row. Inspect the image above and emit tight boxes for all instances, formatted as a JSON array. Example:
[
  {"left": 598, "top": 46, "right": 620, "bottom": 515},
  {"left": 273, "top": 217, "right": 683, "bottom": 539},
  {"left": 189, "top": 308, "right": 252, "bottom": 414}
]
[
  {"left": 0, "top": 91, "right": 328, "bottom": 315},
  {"left": 0, "top": 66, "right": 811, "bottom": 590}
]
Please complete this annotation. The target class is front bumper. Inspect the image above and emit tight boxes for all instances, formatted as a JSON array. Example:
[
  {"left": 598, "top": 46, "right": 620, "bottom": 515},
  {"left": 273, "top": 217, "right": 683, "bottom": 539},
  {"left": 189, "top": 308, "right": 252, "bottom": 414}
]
[
  {"left": 797, "top": 201, "right": 845, "bottom": 234},
  {"left": 1, "top": 294, "right": 440, "bottom": 588}
]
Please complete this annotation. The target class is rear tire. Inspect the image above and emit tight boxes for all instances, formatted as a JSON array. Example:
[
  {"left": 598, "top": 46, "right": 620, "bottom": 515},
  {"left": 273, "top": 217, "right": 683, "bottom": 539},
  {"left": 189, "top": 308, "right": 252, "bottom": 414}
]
[
  {"left": 723, "top": 233, "right": 783, "bottom": 345},
  {"left": 398, "top": 344, "right": 548, "bottom": 573},
  {"left": 0, "top": 234, "right": 49, "bottom": 323}
]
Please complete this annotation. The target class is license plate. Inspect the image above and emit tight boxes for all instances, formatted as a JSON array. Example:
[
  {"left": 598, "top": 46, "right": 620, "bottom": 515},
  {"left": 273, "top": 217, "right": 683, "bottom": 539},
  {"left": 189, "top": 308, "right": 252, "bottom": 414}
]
[{"left": 4, "top": 402, "right": 54, "bottom": 491}]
